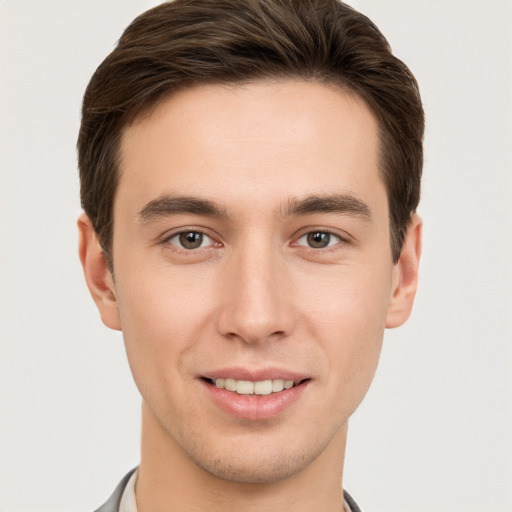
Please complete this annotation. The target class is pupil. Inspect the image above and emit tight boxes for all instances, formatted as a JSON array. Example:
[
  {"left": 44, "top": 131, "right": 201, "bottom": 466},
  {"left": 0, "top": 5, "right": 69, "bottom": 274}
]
[
  {"left": 308, "top": 232, "right": 329, "bottom": 248},
  {"left": 180, "top": 232, "right": 203, "bottom": 249}
]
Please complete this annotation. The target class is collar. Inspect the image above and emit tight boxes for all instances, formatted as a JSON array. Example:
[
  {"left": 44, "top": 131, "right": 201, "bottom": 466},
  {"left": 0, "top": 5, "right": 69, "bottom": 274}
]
[{"left": 95, "top": 468, "right": 361, "bottom": 512}]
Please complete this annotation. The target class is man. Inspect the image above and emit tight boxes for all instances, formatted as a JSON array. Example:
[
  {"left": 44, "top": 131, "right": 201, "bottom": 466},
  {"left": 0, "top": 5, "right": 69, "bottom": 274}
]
[{"left": 77, "top": 0, "right": 423, "bottom": 510}]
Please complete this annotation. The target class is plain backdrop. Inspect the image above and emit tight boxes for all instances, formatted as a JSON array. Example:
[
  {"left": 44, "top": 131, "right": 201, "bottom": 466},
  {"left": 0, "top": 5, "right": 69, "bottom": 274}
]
[{"left": 0, "top": 1, "right": 511, "bottom": 511}]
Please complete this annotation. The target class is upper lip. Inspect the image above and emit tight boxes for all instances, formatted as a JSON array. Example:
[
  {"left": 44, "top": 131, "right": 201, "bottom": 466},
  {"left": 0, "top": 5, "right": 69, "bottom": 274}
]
[{"left": 201, "top": 367, "right": 309, "bottom": 383}]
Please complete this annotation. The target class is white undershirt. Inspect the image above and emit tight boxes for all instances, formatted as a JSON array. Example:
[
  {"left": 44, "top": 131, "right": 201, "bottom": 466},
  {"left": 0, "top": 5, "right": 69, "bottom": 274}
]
[
  {"left": 119, "top": 469, "right": 353, "bottom": 512},
  {"left": 119, "top": 469, "right": 138, "bottom": 512}
]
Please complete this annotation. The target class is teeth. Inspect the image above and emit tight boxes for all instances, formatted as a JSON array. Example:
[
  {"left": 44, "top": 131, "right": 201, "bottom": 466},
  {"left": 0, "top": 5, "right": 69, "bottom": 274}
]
[
  {"left": 254, "top": 380, "right": 272, "bottom": 395},
  {"left": 236, "top": 380, "right": 254, "bottom": 395},
  {"left": 224, "top": 378, "right": 237, "bottom": 391},
  {"left": 213, "top": 378, "right": 297, "bottom": 395},
  {"left": 272, "top": 379, "right": 284, "bottom": 392}
]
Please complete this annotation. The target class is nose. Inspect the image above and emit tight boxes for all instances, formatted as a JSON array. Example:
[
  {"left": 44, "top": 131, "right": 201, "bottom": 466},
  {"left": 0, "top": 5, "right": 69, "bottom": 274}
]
[{"left": 216, "top": 239, "right": 295, "bottom": 345}]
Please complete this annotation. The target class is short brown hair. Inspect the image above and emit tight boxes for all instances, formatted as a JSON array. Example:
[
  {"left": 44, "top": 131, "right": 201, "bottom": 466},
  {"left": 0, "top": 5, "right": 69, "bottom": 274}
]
[{"left": 78, "top": 0, "right": 424, "bottom": 268}]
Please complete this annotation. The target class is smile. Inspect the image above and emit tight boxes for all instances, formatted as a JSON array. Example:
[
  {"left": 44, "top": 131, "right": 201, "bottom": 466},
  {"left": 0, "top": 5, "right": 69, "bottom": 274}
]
[
  {"left": 202, "top": 375, "right": 309, "bottom": 420},
  {"left": 211, "top": 378, "right": 297, "bottom": 395}
]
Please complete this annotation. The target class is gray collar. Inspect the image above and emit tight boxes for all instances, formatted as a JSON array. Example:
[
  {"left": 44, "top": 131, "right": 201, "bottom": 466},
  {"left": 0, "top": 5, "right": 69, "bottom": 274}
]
[{"left": 94, "top": 468, "right": 362, "bottom": 512}]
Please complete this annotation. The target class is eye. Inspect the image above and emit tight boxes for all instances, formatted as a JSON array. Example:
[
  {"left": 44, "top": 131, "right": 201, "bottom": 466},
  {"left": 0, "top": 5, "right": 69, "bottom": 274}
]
[
  {"left": 166, "top": 231, "right": 214, "bottom": 250},
  {"left": 296, "top": 231, "right": 341, "bottom": 249}
]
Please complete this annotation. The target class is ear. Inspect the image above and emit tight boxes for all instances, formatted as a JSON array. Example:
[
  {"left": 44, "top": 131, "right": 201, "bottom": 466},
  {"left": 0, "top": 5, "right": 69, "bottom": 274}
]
[
  {"left": 385, "top": 214, "right": 422, "bottom": 328},
  {"left": 78, "top": 213, "right": 121, "bottom": 331}
]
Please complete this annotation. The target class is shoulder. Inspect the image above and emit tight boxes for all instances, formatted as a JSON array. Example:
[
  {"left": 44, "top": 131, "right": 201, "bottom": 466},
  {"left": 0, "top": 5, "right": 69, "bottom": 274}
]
[
  {"left": 343, "top": 489, "right": 363, "bottom": 512},
  {"left": 93, "top": 468, "right": 138, "bottom": 512}
]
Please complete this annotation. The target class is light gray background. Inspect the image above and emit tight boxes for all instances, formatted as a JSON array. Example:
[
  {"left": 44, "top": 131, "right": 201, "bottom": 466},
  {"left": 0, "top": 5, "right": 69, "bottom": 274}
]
[{"left": 1, "top": 1, "right": 511, "bottom": 511}]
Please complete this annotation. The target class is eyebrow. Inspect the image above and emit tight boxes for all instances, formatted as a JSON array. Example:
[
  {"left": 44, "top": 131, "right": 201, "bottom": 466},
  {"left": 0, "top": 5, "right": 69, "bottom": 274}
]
[
  {"left": 137, "top": 195, "right": 227, "bottom": 223},
  {"left": 284, "top": 194, "right": 372, "bottom": 220},
  {"left": 137, "top": 192, "right": 372, "bottom": 224}
]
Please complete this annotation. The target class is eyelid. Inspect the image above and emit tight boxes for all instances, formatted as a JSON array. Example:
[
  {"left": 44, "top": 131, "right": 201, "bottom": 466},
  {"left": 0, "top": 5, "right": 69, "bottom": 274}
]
[
  {"left": 292, "top": 226, "right": 350, "bottom": 244},
  {"left": 160, "top": 227, "right": 221, "bottom": 249},
  {"left": 295, "top": 231, "right": 341, "bottom": 248}
]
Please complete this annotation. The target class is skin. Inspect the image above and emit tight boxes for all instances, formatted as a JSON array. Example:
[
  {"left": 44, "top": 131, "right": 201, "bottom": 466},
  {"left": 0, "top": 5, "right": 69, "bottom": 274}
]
[{"left": 79, "top": 80, "right": 421, "bottom": 512}]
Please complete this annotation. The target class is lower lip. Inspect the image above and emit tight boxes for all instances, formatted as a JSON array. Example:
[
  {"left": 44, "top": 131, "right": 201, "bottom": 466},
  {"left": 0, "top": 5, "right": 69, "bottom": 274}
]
[{"left": 201, "top": 380, "right": 309, "bottom": 420}]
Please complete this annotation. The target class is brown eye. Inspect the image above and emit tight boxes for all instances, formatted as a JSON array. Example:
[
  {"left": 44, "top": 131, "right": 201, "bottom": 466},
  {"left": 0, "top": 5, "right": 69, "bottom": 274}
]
[
  {"left": 167, "top": 231, "right": 212, "bottom": 250},
  {"left": 296, "top": 231, "right": 341, "bottom": 249},
  {"left": 307, "top": 232, "right": 330, "bottom": 248},
  {"left": 179, "top": 232, "right": 203, "bottom": 249}
]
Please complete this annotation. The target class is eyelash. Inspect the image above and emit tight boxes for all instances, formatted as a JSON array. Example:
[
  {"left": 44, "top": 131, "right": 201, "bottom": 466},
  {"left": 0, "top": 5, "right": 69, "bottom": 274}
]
[
  {"left": 161, "top": 228, "right": 348, "bottom": 253},
  {"left": 163, "top": 229, "right": 218, "bottom": 251},
  {"left": 294, "top": 230, "right": 344, "bottom": 250}
]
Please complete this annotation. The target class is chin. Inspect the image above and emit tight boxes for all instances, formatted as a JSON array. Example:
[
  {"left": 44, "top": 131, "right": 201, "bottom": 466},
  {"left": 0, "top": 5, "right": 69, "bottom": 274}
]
[
  {"left": 176, "top": 424, "right": 341, "bottom": 485},
  {"left": 194, "top": 449, "right": 310, "bottom": 484}
]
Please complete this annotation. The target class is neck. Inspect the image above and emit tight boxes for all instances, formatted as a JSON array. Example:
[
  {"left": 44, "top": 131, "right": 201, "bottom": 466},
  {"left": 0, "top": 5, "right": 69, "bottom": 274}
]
[{"left": 136, "top": 402, "right": 348, "bottom": 512}]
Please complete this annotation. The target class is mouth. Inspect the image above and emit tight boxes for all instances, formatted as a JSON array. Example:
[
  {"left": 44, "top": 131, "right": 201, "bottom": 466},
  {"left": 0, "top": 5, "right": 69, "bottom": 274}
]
[
  {"left": 202, "top": 377, "right": 304, "bottom": 396},
  {"left": 199, "top": 368, "right": 311, "bottom": 420}
]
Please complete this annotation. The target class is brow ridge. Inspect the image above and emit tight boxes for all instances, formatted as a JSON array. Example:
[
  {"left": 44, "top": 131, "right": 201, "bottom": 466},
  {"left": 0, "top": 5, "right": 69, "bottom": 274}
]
[
  {"left": 137, "top": 192, "right": 372, "bottom": 224},
  {"left": 285, "top": 194, "right": 372, "bottom": 220},
  {"left": 138, "top": 194, "right": 226, "bottom": 223}
]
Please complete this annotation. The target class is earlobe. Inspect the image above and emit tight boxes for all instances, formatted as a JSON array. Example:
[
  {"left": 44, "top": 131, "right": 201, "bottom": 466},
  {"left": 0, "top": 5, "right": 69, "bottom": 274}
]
[
  {"left": 385, "top": 214, "right": 422, "bottom": 329},
  {"left": 78, "top": 213, "right": 122, "bottom": 331}
]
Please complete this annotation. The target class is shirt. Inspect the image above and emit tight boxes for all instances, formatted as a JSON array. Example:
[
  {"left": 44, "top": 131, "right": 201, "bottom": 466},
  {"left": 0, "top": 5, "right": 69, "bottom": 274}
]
[{"left": 118, "top": 469, "right": 360, "bottom": 512}]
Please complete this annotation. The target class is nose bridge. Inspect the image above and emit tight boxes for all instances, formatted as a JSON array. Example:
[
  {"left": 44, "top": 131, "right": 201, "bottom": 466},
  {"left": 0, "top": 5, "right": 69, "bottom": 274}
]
[{"left": 217, "top": 231, "right": 292, "bottom": 343}]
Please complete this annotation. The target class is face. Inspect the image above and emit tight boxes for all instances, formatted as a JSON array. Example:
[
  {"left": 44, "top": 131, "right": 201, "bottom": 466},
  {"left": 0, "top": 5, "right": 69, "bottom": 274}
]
[{"left": 80, "top": 80, "right": 420, "bottom": 484}]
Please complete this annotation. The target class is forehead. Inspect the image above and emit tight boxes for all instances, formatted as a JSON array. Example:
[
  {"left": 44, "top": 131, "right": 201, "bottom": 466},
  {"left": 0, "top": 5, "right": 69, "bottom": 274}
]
[{"left": 116, "top": 80, "right": 385, "bottom": 217}]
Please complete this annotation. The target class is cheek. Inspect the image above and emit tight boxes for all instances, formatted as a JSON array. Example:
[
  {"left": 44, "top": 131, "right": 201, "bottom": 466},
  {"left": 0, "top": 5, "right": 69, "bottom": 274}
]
[
  {"left": 117, "top": 261, "right": 212, "bottom": 339},
  {"left": 114, "top": 269, "right": 211, "bottom": 395},
  {"left": 299, "top": 267, "right": 391, "bottom": 397},
  {"left": 300, "top": 262, "right": 392, "bottom": 335}
]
